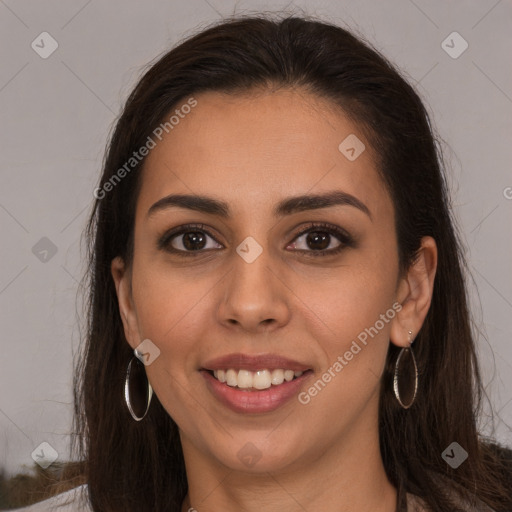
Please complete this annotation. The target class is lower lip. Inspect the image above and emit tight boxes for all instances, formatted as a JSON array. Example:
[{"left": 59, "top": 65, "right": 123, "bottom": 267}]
[{"left": 201, "top": 370, "right": 312, "bottom": 414}]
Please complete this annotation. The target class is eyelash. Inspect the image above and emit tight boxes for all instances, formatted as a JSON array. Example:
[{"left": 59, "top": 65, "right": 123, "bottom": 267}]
[{"left": 157, "top": 222, "right": 355, "bottom": 258}]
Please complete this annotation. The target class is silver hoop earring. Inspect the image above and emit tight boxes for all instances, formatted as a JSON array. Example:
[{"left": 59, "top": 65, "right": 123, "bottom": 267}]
[
  {"left": 393, "top": 330, "right": 418, "bottom": 409},
  {"left": 124, "top": 349, "right": 153, "bottom": 421}
]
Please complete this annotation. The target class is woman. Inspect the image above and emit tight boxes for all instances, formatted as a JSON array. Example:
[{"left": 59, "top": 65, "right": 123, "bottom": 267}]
[{"left": 15, "top": 13, "right": 512, "bottom": 512}]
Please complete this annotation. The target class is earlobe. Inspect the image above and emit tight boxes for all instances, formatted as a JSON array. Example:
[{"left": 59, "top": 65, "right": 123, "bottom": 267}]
[
  {"left": 111, "top": 256, "right": 140, "bottom": 349},
  {"left": 390, "top": 236, "right": 438, "bottom": 348}
]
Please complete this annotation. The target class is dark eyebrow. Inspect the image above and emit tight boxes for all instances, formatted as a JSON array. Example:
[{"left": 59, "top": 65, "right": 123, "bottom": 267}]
[
  {"left": 147, "top": 191, "right": 372, "bottom": 221},
  {"left": 274, "top": 191, "right": 372, "bottom": 220}
]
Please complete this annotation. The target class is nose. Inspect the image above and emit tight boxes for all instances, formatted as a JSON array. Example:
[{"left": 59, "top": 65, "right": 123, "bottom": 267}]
[{"left": 217, "top": 246, "right": 291, "bottom": 333}]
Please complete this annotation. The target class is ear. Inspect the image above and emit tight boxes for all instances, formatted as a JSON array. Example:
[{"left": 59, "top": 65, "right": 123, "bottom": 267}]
[
  {"left": 390, "top": 236, "right": 438, "bottom": 347},
  {"left": 111, "top": 256, "right": 140, "bottom": 350}
]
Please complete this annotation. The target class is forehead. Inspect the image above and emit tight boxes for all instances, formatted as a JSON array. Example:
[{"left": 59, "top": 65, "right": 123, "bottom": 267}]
[{"left": 136, "top": 88, "right": 392, "bottom": 221}]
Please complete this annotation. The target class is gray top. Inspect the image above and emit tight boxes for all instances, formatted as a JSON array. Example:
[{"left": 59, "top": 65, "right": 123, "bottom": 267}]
[{"left": 8, "top": 485, "right": 91, "bottom": 511}]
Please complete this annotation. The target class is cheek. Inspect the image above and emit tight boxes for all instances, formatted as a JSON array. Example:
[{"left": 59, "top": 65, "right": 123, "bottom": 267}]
[
  {"left": 129, "top": 261, "right": 212, "bottom": 422},
  {"left": 291, "top": 241, "right": 398, "bottom": 392},
  {"left": 294, "top": 245, "right": 398, "bottom": 343},
  {"left": 295, "top": 275, "right": 396, "bottom": 427},
  {"left": 127, "top": 258, "right": 214, "bottom": 405},
  {"left": 130, "top": 255, "right": 207, "bottom": 338},
  {"left": 298, "top": 275, "right": 395, "bottom": 388}
]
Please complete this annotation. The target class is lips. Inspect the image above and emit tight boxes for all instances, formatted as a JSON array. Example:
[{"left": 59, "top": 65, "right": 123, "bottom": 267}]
[
  {"left": 200, "top": 353, "right": 313, "bottom": 413},
  {"left": 202, "top": 353, "right": 311, "bottom": 372}
]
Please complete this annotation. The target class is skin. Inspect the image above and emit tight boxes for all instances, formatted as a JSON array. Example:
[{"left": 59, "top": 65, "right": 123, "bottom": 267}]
[{"left": 111, "top": 88, "right": 437, "bottom": 512}]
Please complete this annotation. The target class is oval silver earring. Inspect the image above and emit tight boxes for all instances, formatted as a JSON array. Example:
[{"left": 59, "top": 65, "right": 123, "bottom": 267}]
[
  {"left": 393, "top": 330, "right": 418, "bottom": 409},
  {"left": 124, "top": 349, "right": 153, "bottom": 421}
]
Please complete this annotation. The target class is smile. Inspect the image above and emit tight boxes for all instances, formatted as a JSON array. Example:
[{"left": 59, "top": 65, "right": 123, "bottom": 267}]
[
  {"left": 201, "top": 369, "right": 312, "bottom": 414},
  {"left": 211, "top": 368, "right": 304, "bottom": 390}
]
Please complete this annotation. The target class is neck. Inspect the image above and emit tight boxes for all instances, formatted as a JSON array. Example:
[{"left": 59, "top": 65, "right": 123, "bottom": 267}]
[{"left": 180, "top": 405, "right": 397, "bottom": 512}]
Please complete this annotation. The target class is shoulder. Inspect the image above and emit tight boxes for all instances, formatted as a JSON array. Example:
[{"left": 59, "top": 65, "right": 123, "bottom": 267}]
[{"left": 8, "top": 484, "right": 91, "bottom": 512}]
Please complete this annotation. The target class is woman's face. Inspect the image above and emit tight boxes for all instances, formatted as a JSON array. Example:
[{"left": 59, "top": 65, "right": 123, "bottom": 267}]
[{"left": 113, "top": 88, "right": 415, "bottom": 473}]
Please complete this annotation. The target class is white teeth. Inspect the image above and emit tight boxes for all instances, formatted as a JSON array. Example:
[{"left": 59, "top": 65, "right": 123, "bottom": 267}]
[
  {"left": 284, "top": 370, "right": 294, "bottom": 382},
  {"left": 237, "top": 370, "right": 253, "bottom": 389},
  {"left": 211, "top": 368, "right": 306, "bottom": 389},
  {"left": 253, "top": 370, "right": 271, "bottom": 390},
  {"left": 226, "top": 369, "right": 238, "bottom": 387},
  {"left": 271, "top": 369, "right": 284, "bottom": 385}
]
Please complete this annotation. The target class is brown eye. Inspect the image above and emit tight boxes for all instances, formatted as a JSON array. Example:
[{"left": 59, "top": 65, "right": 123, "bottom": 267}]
[
  {"left": 287, "top": 222, "right": 355, "bottom": 257},
  {"left": 295, "top": 231, "right": 338, "bottom": 251},
  {"left": 158, "top": 224, "right": 223, "bottom": 255},
  {"left": 178, "top": 231, "right": 208, "bottom": 251}
]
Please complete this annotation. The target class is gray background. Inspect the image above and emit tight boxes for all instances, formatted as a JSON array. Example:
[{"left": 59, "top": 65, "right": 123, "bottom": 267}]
[{"left": 1, "top": 0, "right": 511, "bottom": 477}]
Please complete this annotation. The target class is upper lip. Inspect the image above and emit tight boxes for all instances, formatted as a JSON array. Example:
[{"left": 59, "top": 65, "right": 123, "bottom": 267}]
[{"left": 201, "top": 353, "right": 311, "bottom": 372}]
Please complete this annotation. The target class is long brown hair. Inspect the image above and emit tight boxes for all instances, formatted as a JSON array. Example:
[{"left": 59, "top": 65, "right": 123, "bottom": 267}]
[{"left": 72, "top": 13, "right": 511, "bottom": 511}]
